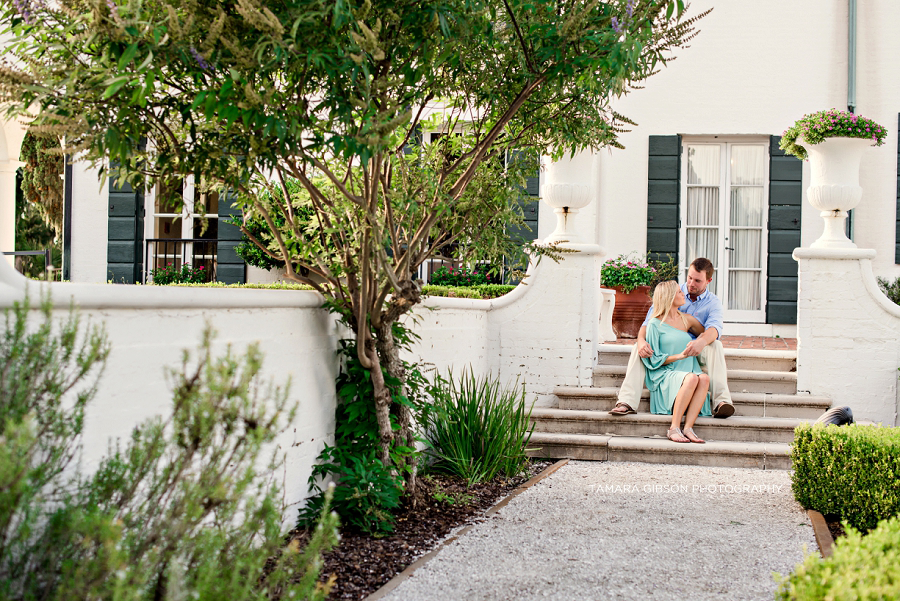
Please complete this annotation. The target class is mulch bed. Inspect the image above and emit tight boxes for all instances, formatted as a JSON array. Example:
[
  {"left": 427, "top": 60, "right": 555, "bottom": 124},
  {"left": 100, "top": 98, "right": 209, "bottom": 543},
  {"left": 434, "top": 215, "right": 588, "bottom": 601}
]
[
  {"left": 290, "top": 460, "right": 552, "bottom": 600},
  {"left": 825, "top": 518, "right": 845, "bottom": 541}
]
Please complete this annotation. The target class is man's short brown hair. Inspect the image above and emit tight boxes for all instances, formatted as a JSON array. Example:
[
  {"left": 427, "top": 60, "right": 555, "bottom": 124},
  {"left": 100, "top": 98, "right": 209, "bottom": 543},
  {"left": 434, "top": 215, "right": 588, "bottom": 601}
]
[{"left": 690, "top": 257, "right": 715, "bottom": 280}]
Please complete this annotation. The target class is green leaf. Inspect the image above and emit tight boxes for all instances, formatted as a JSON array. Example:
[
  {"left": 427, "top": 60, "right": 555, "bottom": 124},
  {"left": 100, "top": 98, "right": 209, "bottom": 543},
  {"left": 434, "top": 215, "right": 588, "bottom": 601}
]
[
  {"left": 118, "top": 43, "right": 139, "bottom": 71},
  {"left": 102, "top": 76, "right": 130, "bottom": 99}
]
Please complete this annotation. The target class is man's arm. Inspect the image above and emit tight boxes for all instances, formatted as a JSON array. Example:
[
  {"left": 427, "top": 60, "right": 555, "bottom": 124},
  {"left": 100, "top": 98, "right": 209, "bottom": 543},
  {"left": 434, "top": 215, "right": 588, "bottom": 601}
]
[{"left": 683, "top": 297, "right": 723, "bottom": 357}]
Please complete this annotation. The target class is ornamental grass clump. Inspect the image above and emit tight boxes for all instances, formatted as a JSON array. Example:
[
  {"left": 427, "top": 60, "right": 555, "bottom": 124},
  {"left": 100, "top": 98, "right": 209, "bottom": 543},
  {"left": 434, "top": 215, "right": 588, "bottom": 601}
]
[
  {"left": 423, "top": 370, "right": 534, "bottom": 487},
  {"left": 780, "top": 109, "right": 887, "bottom": 160},
  {"left": 600, "top": 254, "right": 657, "bottom": 293}
]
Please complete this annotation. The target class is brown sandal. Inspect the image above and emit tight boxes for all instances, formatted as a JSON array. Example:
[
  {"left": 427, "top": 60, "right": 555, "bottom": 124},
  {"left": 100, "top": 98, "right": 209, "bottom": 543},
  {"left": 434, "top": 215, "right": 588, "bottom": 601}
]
[
  {"left": 609, "top": 403, "right": 636, "bottom": 416},
  {"left": 684, "top": 427, "right": 705, "bottom": 444},
  {"left": 667, "top": 428, "right": 690, "bottom": 443}
]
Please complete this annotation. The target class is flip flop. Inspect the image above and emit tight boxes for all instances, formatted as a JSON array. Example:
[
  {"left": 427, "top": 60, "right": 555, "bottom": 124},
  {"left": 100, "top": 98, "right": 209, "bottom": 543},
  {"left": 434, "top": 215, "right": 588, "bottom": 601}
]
[
  {"left": 667, "top": 428, "right": 690, "bottom": 443},
  {"left": 609, "top": 403, "right": 636, "bottom": 416},
  {"left": 684, "top": 427, "right": 706, "bottom": 444}
]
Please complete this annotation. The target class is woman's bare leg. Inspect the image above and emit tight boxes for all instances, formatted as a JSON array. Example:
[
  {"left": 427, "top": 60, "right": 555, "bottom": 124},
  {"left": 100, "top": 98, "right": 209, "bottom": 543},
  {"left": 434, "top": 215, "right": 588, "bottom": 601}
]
[
  {"left": 683, "top": 374, "right": 710, "bottom": 443},
  {"left": 670, "top": 374, "right": 699, "bottom": 430},
  {"left": 684, "top": 374, "right": 710, "bottom": 430}
]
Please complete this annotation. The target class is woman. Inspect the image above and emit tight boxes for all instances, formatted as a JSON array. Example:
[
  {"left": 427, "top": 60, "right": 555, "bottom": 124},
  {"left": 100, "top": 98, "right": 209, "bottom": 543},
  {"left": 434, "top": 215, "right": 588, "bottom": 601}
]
[{"left": 641, "top": 280, "right": 712, "bottom": 443}]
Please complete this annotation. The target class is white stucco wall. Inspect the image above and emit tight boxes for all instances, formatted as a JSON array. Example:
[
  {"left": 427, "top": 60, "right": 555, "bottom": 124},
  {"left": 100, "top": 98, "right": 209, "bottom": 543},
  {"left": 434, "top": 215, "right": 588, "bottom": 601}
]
[
  {"left": 0, "top": 233, "right": 602, "bottom": 511},
  {"left": 69, "top": 162, "right": 109, "bottom": 283},
  {"left": 794, "top": 248, "right": 900, "bottom": 426}
]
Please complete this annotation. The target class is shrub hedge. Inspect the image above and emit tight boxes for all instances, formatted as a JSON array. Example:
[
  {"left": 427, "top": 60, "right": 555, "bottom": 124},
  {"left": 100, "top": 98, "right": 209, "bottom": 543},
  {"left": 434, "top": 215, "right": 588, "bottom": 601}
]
[
  {"left": 422, "top": 284, "right": 516, "bottom": 299},
  {"left": 791, "top": 423, "right": 900, "bottom": 532},
  {"left": 775, "top": 515, "right": 900, "bottom": 600}
]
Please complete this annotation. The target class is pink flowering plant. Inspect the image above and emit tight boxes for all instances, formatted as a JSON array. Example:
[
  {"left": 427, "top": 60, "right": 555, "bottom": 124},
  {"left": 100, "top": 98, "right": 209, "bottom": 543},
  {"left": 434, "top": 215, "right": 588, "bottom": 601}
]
[
  {"left": 780, "top": 109, "right": 887, "bottom": 160},
  {"left": 150, "top": 263, "right": 209, "bottom": 285},
  {"left": 600, "top": 254, "right": 657, "bottom": 293},
  {"left": 430, "top": 265, "right": 493, "bottom": 287}
]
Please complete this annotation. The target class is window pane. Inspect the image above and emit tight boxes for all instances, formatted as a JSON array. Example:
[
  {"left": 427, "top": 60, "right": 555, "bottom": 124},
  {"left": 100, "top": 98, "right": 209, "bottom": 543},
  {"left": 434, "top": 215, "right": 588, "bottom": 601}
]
[
  {"left": 686, "top": 228, "right": 718, "bottom": 294},
  {"left": 730, "top": 145, "right": 765, "bottom": 186},
  {"left": 728, "top": 271, "right": 761, "bottom": 311},
  {"left": 687, "top": 146, "right": 720, "bottom": 185},
  {"left": 729, "top": 229, "right": 761, "bottom": 268},
  {"left": 730, "top": 187, "right": 764, "bottom": 227},
  {"left": 687, "top": 188, "right": 719, "bottom": 226}
]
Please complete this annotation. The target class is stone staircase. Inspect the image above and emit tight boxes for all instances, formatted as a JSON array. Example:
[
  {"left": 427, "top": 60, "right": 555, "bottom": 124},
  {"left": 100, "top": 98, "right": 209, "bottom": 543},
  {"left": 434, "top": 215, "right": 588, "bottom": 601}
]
[{"left": 526, "top": 343, "right": 832, "bottom": 469}]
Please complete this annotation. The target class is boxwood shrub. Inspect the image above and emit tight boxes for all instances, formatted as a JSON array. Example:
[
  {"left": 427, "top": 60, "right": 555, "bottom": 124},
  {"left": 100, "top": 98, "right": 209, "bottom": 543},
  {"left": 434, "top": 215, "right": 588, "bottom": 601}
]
[
  {"left": 791, "top": 423, "right": 900, "bottom": 531},
  {"left": 775, "top": 515, "right": 900, "bottom": 600}
]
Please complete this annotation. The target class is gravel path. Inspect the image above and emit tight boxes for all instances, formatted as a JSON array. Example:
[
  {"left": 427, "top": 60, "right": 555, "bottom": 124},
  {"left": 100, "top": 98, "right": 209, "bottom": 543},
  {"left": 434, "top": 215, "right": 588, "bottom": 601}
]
[{"left": 380, "top": 461, "right": 816, "bottom": 601}]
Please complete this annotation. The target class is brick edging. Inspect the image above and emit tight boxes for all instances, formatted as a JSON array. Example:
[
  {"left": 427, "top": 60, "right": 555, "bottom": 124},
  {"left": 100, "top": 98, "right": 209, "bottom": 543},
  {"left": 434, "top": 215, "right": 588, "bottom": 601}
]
[
  {"left": 807, "top": 509, "right": 834, "bottom": 558},
  {"left": 366, "top": 459, "right": 569, "bottom": 601}
]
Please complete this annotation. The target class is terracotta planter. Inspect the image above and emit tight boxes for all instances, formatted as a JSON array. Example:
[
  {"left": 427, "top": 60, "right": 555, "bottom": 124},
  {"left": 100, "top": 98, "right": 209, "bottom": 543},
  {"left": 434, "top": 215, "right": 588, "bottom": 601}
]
[{"left": 611, "top": 285, "right": 652, "bottom": 339}]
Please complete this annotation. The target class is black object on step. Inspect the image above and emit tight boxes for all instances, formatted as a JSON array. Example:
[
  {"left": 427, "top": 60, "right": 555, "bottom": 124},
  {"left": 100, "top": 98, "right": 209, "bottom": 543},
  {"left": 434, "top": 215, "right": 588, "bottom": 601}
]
[{"left": 815, "top": 406, "right": 854, "bottom": 426}]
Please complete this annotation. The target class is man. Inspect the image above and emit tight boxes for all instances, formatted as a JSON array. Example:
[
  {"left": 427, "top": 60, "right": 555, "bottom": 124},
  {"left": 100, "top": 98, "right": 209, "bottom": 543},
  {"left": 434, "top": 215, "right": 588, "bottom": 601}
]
[{"left": 608, "top": 257, "right": 734, "bottom": 418}]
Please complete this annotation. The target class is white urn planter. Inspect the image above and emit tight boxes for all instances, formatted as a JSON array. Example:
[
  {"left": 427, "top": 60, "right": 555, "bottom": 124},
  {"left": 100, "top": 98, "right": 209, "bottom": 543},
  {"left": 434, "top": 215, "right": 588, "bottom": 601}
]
[
  {"left": 542, "top": 183, "right": 591, "bottom": 243},
  {"left": 803, "top": 136, "right": 873, "bottom": 249}
]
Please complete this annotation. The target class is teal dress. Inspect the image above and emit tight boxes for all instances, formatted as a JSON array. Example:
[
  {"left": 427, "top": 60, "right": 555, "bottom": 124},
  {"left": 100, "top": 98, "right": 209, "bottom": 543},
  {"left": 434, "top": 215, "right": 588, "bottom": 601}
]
[{"left": 641, "top": 317, "right": 712, "bottom": 416}]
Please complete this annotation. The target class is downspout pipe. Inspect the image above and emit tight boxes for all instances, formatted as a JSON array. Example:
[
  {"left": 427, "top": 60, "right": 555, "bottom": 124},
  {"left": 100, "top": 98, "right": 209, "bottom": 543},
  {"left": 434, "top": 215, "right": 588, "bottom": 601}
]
[{"left": 848, "top": 0, "right": 856, "bottom": 113}]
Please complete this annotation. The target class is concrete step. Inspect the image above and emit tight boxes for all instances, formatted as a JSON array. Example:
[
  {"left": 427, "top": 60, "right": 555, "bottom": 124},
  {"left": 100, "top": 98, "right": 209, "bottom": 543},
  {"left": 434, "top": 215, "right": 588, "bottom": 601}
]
[
  {"left": 530, "top": 408, "right": 807, "bottom": 444},
  {"left": 597, "top": 343, "right": 797, "bottom": 372},
  {"left": 527, "top": 432, "right": 791, "bottom": 470},
  {"left": 555, "top": 386, "right": 831, "bottom": 419},
  {"left": 592, "top": 365, "right": 798, "bottom": 394}
]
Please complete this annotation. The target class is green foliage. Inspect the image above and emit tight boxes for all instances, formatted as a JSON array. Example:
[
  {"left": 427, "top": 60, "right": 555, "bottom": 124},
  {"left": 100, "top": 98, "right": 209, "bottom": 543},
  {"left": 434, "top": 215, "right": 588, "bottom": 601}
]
[
  {"left": 780, "top": 109, "right": 888, "bottom": 160},
  {"left": 775, "top": 515, "right": 900, "bottom": 601},
  {"left": 877, "top": 275, "right": 900, "bottom": 306},
  {"left": 19, "top": 131, "right": 63, "bottom": 234},
  {"left": 168, "top": 281, "right": 314, "bottom": 290},
  {"left": 430, "top": 265, "right": 494, "bottom": 287},
  {"left": 149, "top": 262, "right": 210, "bottom": 284},
  {"left": 14, "top": 170, "right": 60, "bottom": 280},
  {"left": 790, "top": 423, "right": 900, "bottom": 532},
  {"left": 0, "top": 296, "right": 338, "bottom": 600},
  {"left": 423, "top": 369, "right": 534, "bottom": 487},
  {"left": 299, "top": 332, "right": 429, "bottom": 535},
  {"left": 421, "top": 284, "right": 517, "bottom": 299},
  {"left": 601, "top": 254, "right": 658, "bottom": 293},
  {"left": 648, "top": 254, "right": 678, "bottom": 294}
]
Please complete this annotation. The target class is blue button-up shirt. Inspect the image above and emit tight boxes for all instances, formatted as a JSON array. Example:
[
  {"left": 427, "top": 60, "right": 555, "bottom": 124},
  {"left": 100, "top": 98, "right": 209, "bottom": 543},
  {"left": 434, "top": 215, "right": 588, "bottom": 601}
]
[{"left": 641, "top": 283, "right": 723, "bottom": 339}]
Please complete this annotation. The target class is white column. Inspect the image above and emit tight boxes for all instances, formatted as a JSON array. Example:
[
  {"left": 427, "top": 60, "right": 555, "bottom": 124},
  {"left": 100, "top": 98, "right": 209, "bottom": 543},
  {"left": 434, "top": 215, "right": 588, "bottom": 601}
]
[
  {"left": 0, "top": 160, "right": 22, "bottom": 266},
  {"left": 794, "top": 247, "right": 900, "bottom": 425}
]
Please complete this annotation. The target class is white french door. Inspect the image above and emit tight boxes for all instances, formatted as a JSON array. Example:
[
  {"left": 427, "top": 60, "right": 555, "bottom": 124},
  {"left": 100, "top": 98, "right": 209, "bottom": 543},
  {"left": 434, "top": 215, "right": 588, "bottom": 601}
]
[{"left": 680, "top": 139, "right": 769, "bottom": 323}]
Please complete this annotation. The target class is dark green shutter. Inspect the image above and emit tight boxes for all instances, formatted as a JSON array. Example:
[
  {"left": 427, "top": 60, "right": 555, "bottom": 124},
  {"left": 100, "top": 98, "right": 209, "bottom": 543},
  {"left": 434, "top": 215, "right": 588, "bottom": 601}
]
[
  {"left": 507, "top": 151, "right": 540, "bottom": 245},
  {"left": 767, "top": 136, "right": 801, "bottom": 324},
  {"left": 896, "top": 114, "right": 900, "bottom": 263},
  {"left": 107, "top": 177, "right": 144, "bottom": 284},
  {"left": 646, "top": 135, "right": 681, "bottom": 264},
  {"left": 216, "top": 190, "right": 246, "bottom": 284}
]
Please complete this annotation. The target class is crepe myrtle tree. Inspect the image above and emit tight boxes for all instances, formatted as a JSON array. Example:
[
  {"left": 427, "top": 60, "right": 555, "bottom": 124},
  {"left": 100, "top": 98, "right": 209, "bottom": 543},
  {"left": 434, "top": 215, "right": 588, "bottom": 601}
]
[{"left": 0, "top": 0, "right": 707, "bottom": 487}]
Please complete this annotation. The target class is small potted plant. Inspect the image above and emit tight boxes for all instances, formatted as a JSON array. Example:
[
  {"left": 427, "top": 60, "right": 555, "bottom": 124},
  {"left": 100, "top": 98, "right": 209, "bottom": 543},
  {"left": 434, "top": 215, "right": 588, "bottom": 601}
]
[
  {"left": 601, "top": 254, "right": 656, "bottom": 338},
  {"left": 780, "top": 109, "right": 887, "bottom": 248}
]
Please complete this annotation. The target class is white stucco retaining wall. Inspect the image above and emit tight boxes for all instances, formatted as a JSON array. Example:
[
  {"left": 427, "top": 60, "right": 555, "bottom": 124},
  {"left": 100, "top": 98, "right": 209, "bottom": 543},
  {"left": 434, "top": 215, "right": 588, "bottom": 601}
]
[
  {"left": 0, "top": 239, "right": 602, "bottom": 510},
  {"left": 794, "top": 248, "right": 900, "bottom": 425}
]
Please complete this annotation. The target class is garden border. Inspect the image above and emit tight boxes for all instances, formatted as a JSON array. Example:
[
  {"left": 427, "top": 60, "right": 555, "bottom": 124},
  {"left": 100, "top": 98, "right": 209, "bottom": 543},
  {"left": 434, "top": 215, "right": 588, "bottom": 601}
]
[
  {"left": 807, "top": 509, "right": 834, "bottom": 558},
  {"left": 365, "top": 459, "right": 569, "bottom": 601}
]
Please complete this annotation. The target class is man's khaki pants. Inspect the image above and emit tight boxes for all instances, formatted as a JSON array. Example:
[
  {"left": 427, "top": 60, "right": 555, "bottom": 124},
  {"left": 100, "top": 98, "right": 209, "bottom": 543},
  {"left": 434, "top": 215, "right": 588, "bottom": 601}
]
[{"left": 616, "top": 340, "right": 732, "bottom": 411}]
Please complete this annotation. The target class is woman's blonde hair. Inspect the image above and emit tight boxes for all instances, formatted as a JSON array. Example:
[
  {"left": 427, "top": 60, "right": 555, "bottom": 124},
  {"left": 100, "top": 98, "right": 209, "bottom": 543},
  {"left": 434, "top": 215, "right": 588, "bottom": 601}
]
[{"left": 651, "top": 280, "right": 680, "bottom": 320}]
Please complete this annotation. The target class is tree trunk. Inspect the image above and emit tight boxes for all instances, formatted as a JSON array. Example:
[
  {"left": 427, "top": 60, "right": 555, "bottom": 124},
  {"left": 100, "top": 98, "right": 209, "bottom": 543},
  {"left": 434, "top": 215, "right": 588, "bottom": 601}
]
[
  {"left": 375, "top": 318, "right": 419, "bottom": 501},
  {"left": 365, "top": 336, "right": 395, "bottom": 467}
]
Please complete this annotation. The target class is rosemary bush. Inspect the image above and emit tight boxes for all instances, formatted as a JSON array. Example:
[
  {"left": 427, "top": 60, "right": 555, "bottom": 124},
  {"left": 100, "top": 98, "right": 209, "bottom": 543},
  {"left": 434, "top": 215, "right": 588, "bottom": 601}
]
[
  {"left": 423, "top": 370, "right": 534, "bottom": 487},
  {"left": 0, "top": 294, "right": 337, "bottom": 600}
]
